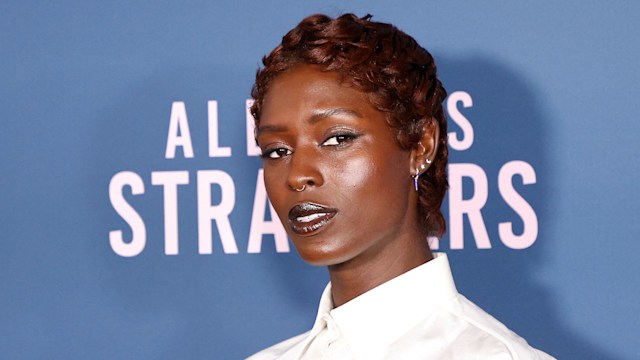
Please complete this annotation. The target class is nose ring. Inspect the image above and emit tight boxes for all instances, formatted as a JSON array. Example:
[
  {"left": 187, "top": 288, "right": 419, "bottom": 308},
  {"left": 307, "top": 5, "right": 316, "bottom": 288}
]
[{"left": 290, "top": 184, "right": 306, "bottom": 192}]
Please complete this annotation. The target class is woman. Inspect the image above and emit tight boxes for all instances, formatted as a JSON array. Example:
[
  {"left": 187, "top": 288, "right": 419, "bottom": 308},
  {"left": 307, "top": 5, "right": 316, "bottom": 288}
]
[{"left": 248, "top": 13, "right": 552, "bottom": 359}]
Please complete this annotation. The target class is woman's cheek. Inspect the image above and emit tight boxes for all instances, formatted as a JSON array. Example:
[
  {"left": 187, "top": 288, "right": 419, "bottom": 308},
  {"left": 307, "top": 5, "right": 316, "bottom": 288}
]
[
  {"left": 263, "top": 169, "right": 285, "bottom": 207},
  {"left": 332, "top": 156, "right": 375, "bottom": 190}
]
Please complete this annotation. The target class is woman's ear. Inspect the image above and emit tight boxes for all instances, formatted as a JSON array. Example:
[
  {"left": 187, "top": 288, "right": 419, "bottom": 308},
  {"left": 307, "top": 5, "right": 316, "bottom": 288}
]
[{"left": 410, "top": 119, "right": 440, "bottom": 175}]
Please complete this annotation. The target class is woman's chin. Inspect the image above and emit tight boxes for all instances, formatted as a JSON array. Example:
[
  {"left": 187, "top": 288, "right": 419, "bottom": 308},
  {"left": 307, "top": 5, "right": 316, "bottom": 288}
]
[{"left": 294, "top": 246, "right": 350, "bottom": 267}]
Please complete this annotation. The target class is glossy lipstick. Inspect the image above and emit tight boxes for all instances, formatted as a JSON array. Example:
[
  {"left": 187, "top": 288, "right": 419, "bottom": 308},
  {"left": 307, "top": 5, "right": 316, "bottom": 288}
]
[{"left": 288, "top": 202, "right": 337, "bottom": 236}]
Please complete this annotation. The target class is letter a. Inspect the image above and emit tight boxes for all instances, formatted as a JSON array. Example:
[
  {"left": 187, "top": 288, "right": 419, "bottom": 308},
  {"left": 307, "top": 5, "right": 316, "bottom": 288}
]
[{"left": 165, "top": 101, "right": 194, "bottom": 159}]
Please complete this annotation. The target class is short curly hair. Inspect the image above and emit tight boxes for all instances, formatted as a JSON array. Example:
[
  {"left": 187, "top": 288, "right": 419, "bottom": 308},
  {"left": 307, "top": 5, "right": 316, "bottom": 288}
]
[{"left": 251, "top": 13, "right": 448, "bottom": 238}]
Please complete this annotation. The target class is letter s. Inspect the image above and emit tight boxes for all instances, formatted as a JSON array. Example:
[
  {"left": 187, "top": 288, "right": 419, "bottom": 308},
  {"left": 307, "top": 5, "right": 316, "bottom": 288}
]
[
  {"left": 447, "top": 91, "right": 474, "bottom": 151},
  {"left": 109, "top": 171, "right": 146, "bottom": 257},
  {"left": 498, "top": 161, "right": 538, "bottom": 249}
]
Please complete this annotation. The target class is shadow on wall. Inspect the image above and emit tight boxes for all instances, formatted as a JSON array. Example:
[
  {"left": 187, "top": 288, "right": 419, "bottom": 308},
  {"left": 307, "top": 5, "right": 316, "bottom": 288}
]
[
  {"left": 88, "top": 64, "right": 288, "bottom": 359},
  {"left": 437, "top": 54, "right": 618, "bottom": 359}
]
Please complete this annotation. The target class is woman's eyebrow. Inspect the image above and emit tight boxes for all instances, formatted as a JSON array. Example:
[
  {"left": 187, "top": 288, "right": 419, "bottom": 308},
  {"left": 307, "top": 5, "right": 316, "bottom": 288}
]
[
  {"left": 257, "top": 108, "right": 362, "bottom": 136},
  {"left": 256, "top": 124, "right": 287, "bottom": 136},
  {"left": 308, "top": 108, "right": 362, "bottom": 124}
]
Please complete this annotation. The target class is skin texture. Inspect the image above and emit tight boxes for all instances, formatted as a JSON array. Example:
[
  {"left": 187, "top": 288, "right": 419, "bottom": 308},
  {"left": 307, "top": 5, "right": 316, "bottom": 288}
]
[{"left": 257, "top": 65, "right": 437, "bottom": 307}]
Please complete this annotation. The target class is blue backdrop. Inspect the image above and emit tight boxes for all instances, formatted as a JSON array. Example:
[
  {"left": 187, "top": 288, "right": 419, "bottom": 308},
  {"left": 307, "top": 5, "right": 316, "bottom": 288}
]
[{"left": 1, "top": 1, "right": 638, "bottom": 359}]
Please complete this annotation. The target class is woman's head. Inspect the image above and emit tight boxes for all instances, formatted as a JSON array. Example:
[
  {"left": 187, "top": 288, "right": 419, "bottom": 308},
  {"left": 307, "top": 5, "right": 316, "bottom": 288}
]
[{"left": 252, "top": 13, "right": 448, "bottom": 239}]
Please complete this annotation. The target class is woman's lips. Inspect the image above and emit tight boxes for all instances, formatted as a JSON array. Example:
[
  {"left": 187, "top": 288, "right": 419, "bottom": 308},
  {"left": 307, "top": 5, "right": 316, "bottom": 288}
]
[{"left": 288, "top": 202, "right": 337, "bottom": 236}]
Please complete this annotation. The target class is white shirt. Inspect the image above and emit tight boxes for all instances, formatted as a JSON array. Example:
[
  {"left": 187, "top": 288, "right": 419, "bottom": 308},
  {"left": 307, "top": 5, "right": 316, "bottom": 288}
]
[{"left": 248, "top": 253, "right": 554, "bottom": 359}]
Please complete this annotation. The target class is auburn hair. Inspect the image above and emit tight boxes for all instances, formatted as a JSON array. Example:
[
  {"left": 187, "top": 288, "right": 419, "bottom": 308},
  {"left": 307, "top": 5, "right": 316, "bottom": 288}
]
[{"left": 251, "top": 13, "right": 449, "bottom": 238}]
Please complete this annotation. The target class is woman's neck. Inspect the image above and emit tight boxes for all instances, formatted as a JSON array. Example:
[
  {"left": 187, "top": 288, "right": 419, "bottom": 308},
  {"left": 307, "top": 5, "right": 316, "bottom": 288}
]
[{"left": 328, "top": 237, "right": 433, "bottom": 308}]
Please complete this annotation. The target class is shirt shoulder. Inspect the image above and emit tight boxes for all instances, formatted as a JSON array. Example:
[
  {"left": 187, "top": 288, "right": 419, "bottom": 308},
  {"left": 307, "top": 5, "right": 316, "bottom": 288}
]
[
  {"left": 245, "top": 332, "right": 309, "bottom": 360},
  {"left": 443, "top": 294, "right": 555, "bottom": 359}
]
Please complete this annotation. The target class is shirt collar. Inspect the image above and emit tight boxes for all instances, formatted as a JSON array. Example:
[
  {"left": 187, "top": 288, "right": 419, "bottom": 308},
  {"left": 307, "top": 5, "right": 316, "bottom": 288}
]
[{"left": 303, "top": 252, "right": 458, "bottom": 359}]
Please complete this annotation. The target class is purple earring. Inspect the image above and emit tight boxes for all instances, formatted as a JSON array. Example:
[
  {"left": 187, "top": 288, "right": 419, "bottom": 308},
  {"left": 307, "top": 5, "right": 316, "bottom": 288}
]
[{"left": 413, "top": 168, "right": 420, "bottom": 191}]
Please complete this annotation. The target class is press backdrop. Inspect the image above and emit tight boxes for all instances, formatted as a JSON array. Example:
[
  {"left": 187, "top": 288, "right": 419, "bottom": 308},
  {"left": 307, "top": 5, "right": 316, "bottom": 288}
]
[{"left": 1, "top": 1, "right": 638, "bottom": 359}]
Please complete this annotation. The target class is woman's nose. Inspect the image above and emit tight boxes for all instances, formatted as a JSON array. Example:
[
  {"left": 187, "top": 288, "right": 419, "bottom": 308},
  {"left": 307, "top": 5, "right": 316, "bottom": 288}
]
[{"left": 286, "top": 147, "right": 323, "bottom": 192}]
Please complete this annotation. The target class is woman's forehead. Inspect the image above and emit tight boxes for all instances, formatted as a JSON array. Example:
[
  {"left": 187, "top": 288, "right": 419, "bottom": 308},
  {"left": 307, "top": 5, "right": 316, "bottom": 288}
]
[{"left": 263, "top": 66, "right": 371, "bottom": 113}]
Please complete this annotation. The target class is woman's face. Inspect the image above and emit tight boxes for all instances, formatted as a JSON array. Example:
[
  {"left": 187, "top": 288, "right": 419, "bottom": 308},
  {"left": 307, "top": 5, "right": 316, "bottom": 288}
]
[{"left": 257, "top": 65, "right": 419, "bottom": 267}]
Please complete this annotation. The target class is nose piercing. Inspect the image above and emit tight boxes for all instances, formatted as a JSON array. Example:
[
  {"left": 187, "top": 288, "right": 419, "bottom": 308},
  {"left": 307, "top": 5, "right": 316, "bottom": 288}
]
[{"left": 290, "top": 184, "right": 306, "bottom": 192}]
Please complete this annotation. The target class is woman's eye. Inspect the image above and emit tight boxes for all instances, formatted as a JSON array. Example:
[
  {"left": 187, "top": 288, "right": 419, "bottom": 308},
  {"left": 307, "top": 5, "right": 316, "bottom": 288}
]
[
  {"left": 262, "top": 148, "right": 292, "bottom": 159},
  {"left": 322, "top": 134, "right": 357, "bottom": 146}
]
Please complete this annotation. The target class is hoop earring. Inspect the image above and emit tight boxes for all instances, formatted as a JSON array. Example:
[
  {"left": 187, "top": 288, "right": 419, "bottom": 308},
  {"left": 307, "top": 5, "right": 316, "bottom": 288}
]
[
  {"left": 413, "top": 168, "right": 420, "bottom": 192},
  {"left": 290, "top": 184, "right": 306, "bottom": 192}
]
